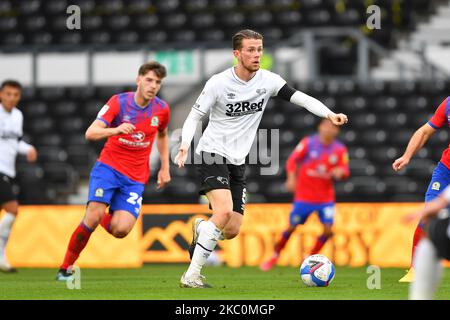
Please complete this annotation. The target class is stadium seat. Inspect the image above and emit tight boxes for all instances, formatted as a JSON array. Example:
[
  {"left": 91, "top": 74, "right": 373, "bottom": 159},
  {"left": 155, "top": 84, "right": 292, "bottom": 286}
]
[
  {"left": 349, "top": 159, "right": 377, "bottom": 176},
  {"left": 21, "top": 101, "right": 48, "bottom": 119},
  {"left": 18, "top": 0, "right": 42, "bottom": 15},
  {"left": 44, "top": 0, "right": 68, "bottom": 14},
  {"left": 36, "top": 146, "right": 68, "bottom": 163},
  {"left": 42, "top": 162, "right": 79, "bottom": 193},
  {"left": 86, "top": 31, "right": 112, "bottom": 44},
  {"left": 57, "top": 117, "right": 86, "bottom": 134},
  {"left": 155, "top": 0, "right": 180, "bottom": 12},
  {"left": 1, "top": 32, "right": 25, "bottom": 46},
  {"left": 25, "top": 117, "right": 55, "bottom": 135},
  {"left": 66, "top": 145, "right": 98, "bottom": 173},
  {"left": 274, "top": 11, "right": 302, "bottom": 26},
  {"left": 22, "top": 15, "right": 46, "bottom": 32},
  {"left": 33, "top": 133, "right": 63, "bottom": 147},
  {"left": 50, "top": 101, "right": 78, "bottom": 118},
  {"left": 15, "top": 164, "right": 51, "bottom": 204},
  {"left": 81, "top": 15, "right": 103, "bottom": 31}
]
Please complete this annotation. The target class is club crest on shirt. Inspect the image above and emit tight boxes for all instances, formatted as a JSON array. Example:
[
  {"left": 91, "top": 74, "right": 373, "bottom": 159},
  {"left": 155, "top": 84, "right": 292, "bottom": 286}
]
[
  {"left": 431, "top": 182, "right": 441, "bottom": 191},
  {"left": 256, "top": 88, "right": 267, "bottom": 95},
  {"left": 95, "top": 188, "right": 104, "bottom": 198},
  {"left": 151, "top": 116, "right": 159, "bottom": 127},
  {"left": 310, "top": 150, "right": 318, "bottom": 159},
  {"left": 123, "top": 115, "right": 131, "bottom": 122}
]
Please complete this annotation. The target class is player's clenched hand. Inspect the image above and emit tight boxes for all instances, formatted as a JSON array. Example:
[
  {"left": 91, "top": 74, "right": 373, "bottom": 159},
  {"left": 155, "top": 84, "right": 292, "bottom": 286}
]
[
  {"left": 115, "top": 123, "right": 136, "bottom": 135},
  {"left": 392, "top": 156, "right": 410, "bottom": 171},
  {"left": 27, "top": 146, "right": 38, "bottom": 163},
  {"left": 328, "top": 113, "right": 348, "bottom": 126},
  {"left": 157, "top": 169, "right": 171, "bottom": 189}
]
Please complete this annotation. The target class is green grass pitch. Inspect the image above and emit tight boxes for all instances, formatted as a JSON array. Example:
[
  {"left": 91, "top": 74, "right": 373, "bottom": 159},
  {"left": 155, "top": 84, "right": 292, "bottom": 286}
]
[{"left": 0, "top": 265, "right": 449, "bottom": 300}]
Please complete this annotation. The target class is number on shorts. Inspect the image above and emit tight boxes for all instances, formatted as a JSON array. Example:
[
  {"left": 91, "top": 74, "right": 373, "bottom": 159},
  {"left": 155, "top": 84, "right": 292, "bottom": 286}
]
[
  {"left": 127, "top": 192, "right": 143, "bottom": 206},
  {"left": 323, "top": 206, "right": 335, "bottom": 220}
]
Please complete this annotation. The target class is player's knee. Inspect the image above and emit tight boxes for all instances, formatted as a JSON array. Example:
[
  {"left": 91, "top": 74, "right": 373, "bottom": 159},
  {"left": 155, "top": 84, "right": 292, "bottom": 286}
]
[
  {"left": 215, "top": 209, "right": 233, "bottom": 222},
  {"left": 111, "top": 229, "right": 129, "bottom": 239},
  {"left": 223, "top": 227, "right": 240, "bottom": 240},
  {"left": 84, "top": 208, "right": 104, "bottom": 227},
  {"left": 110, "top": 225, "right": 131, "bottom": 238}
]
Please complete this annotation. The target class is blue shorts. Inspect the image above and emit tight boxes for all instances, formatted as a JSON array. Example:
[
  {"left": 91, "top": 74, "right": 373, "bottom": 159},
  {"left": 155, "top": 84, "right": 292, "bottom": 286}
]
[
  {"left": 425, "top": 162, "right": 450, "bottom": 202},
  {"left": 87, "top": 161, "right": 144, "bottom": 219},
  {"left": 289, "top": 201, "right": 335, "bottom": 226}
]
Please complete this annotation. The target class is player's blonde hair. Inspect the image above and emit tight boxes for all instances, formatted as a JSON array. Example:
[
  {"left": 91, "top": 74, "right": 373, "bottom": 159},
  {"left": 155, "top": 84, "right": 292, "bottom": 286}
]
[{"left": 232, "top": 29, "right": 263, "bottom": 50}]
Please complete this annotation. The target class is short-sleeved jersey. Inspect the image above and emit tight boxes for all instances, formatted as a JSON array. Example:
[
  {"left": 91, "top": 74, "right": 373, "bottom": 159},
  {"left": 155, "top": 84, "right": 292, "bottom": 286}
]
[
  {"left": 428, "top": 97, "right": 450, "bottom": 169},
  {"left": 96, "top": 92, "right": 170, "bottom": 184},
  {"left": 286, "top": 134, "right": 350, "bottom": 203},
  {"left": 193, "top": 67, "right": 286, "bottom": 165}
]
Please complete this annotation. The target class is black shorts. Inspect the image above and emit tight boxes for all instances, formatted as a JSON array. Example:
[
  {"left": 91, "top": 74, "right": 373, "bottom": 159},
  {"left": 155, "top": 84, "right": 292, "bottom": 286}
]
[
  {"left": 427, "top": 217, "right": 450, "bottom": 260},
  {"left": 0, "top": 173, "right": 19, "bottom": 204},
  {"left": 196, "top": 152, "right": 247, "bottom": 214},
  {"left": 427, "top": 216, "right": 450, "bottom": 260}
]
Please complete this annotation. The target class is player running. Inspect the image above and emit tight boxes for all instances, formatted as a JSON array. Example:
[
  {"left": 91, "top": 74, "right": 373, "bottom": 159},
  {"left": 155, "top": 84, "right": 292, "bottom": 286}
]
[
  {"left": 56, "top": 62, "right": 171, "bottom": 281},
  {"left": 0, "top": 80, "right": 38, "bottom": 272},
  {"left": 403, "top": 184, "right": 450, "bottom": 299},
  {"left": 260, "top": 119, "right": 349, "bottom": 271},
  {"left": 175, "top": 29, "right": 348, "bottom": 288},
  {"left": 392, "top": 96, "right": 450, "bottom": 282}
]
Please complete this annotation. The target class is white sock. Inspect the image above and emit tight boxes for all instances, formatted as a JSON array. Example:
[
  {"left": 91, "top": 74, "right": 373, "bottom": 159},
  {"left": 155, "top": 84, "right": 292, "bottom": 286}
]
[
  {"left": 410, "top": 238, "right": 442, "bottom": 300},
  {"left": 186, "top": 220, "right": 221, "bottom": 277},
  {"left": 0, "top": 212, "right": 16, "bottom": 255},
  {"left": 197, "top": 220, "right": 225, "bottom": 240}
]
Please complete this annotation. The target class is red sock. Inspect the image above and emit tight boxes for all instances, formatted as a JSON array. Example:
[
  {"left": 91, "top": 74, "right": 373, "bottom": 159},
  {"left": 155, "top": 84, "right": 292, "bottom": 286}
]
[
  {"left": 60, "top": 222, "right": 93, "bottom": 270},
  {"left": 310, "top": 235, "right": 329, "bottom": 255},
  {"left": 274, "top": 229, "right": 293, "bottom": 256},
  {"left": 100, "top": 212, "right": 112, "bottom": 234},
  {"left": 410, "top": 224, "right": 425, "bottom": 268}
]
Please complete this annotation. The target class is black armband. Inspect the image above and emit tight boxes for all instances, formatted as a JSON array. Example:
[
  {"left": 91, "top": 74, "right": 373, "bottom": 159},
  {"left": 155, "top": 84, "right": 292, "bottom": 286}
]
[{"left": 277, "top": 84, "right": 297, "bottom": 102}]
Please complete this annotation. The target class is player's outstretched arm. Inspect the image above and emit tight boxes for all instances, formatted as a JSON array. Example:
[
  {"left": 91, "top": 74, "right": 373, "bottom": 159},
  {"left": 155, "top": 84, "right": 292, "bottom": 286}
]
[
  {"left": 156, "top": 128, "right": 171, "bottom": 189},
  {"left": 85, "top": 119, "right": 135, "bottom": 141},
  {"left": 277, "top": 84, "right": 348, "bottom": 125},
  {"left": 392, "top": 123, "right": 436, "bottom": 171}
]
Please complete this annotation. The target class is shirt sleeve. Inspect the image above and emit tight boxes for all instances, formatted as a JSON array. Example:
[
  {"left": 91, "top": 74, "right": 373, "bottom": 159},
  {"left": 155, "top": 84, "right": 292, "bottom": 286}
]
[
  {"left": 428, "top": 97, "right": 449, "bottom": 129},
  {"left": 269, "top": 72, "right": 287, "bottom": 97},
  {"left": 158, "top": 102, "right": 170, "bottom": 132},
  {"left": 286, "top": 138, "right": 308, "bottom": 173},
  {"left": 192, "top": 77, "right": 218, "bottom": 115},
  {"left": 18, "top": 139, "right": 33, "bottom": 155},
  {"left": 96, "top": 95, "right": 120, "bottom": 127}
]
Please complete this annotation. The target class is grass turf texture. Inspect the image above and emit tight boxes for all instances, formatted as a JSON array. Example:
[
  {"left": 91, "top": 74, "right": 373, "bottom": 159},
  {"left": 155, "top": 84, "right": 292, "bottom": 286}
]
[{"left": 0, "top": 265, "right": 448, "bottom": 300}]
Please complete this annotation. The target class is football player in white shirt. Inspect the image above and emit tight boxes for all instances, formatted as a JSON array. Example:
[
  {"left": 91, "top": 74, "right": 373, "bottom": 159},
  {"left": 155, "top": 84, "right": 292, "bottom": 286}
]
[
  {"left": 404, "top": 185, "right": 450, "bottom": 300},
  {"left": 0, "top": 80, "right": 37, "bottom": 272},
  {"left": 175, "top": 29, "right": 348, "bottom": 288}
]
